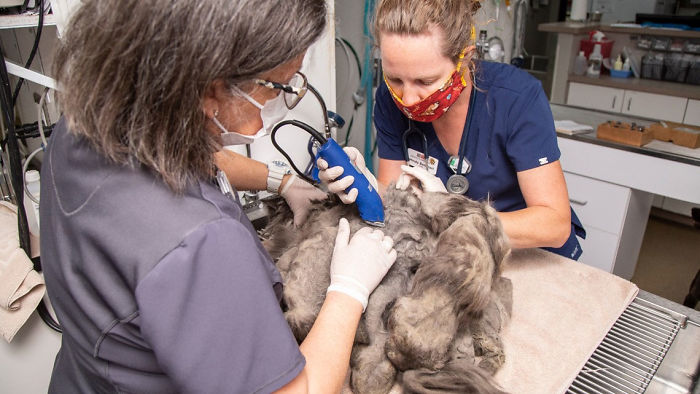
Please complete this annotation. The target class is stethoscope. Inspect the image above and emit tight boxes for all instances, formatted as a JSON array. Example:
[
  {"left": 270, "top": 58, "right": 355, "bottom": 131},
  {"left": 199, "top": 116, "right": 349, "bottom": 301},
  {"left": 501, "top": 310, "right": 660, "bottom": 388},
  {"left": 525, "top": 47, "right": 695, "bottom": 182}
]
[{"left": 402, "top": 85, "right": 477, "bottom": 194}]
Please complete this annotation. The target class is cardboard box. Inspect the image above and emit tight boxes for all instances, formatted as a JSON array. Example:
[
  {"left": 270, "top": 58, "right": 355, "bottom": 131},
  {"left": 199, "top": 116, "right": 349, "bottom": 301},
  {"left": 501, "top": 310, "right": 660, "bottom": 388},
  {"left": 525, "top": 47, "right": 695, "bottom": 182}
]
[
  {"left": 648, "top": 122, "right": 700, "bottom": 149},
  {"left": 596, "top": 121, "right": 654, "bottom": 147}
]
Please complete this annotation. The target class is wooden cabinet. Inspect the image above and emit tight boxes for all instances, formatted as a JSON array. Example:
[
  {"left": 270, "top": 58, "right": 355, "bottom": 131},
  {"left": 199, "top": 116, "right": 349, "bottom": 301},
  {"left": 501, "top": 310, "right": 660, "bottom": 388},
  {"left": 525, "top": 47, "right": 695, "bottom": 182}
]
[
  {"left": 567, "top": 82, "right": 692, "bottom": 124},
  {"left": 684, "top": 99, "right": 700, "bottom": 127}
]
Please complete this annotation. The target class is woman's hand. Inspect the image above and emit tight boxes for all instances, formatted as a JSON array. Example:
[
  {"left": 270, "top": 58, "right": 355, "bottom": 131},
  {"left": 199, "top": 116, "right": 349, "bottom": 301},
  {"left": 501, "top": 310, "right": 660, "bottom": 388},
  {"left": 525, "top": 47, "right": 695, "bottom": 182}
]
[
  {"left": 280, "top": 174, "right": 329, "bottom": 227},
  {"left": 317, "top": 147, "right": 379, "bottom": 204},
  {"left": 327, "top": 218, "right": 397, "bottom": 311},
  {"left": 395, "top": 164, "right": 447, "bottom": 194}
]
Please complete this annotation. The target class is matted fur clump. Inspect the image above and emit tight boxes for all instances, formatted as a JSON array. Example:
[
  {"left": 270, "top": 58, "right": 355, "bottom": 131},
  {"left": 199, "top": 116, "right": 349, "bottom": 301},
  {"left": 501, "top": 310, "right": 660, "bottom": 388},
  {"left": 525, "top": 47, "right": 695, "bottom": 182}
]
[{"left": 260, "top": 187, "right": 513, "bottom": 394}]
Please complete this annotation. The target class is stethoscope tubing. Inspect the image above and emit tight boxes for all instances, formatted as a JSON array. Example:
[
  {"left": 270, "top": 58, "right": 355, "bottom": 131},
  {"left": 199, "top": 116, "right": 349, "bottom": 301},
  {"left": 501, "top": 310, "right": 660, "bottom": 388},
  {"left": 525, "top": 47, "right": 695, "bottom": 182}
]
[{"left": 401, "top": 85, "right": 477, "bottom": 176}]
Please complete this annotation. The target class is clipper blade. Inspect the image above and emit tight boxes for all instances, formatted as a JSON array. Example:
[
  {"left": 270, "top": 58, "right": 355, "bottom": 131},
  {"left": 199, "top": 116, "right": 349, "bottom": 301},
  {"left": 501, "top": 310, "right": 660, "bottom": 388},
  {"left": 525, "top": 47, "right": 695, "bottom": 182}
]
[{"left": 364, "top": 220, "right": 385, "bottom": 228}]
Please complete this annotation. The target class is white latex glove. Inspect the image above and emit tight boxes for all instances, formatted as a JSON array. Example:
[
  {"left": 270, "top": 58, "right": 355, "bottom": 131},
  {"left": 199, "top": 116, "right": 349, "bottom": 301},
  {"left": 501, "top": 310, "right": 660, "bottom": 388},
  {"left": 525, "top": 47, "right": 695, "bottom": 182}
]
[
  {"left": 395, "top": 164, "right": 447, "bottom": 194},
  {"left": 316, "top": 146, "right": 379, "bottom": 204},
  {"left": 280, "top": 174, "right": 329, "bottom": 227},
  {"left": 327, "top": 218, "right": 397, "bottom": 311}
]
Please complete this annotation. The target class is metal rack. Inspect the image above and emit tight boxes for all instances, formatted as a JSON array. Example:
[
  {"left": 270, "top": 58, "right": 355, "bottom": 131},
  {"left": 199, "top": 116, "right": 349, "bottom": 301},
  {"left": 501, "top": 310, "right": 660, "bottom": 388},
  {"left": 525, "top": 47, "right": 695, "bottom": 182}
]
[{"left": 568, "top": 296, "right": 699, "bottom": 393}]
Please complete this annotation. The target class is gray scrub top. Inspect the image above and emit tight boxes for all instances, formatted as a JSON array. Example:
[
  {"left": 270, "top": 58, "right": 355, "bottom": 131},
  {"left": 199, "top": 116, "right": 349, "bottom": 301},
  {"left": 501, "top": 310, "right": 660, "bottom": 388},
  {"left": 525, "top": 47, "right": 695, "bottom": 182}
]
[{"left": 40, "top": 118, "right": 304, "bottom": 393}]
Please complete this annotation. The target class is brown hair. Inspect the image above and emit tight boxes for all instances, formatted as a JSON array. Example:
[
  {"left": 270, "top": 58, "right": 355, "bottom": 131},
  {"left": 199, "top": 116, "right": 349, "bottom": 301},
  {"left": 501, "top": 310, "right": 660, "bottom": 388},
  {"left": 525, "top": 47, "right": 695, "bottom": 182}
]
[
  {"left": 373, "top": 0, "right": 481, "bottom": 63},
  {"left": 54, "top": 0, "right": 326, "bottom": 192}
]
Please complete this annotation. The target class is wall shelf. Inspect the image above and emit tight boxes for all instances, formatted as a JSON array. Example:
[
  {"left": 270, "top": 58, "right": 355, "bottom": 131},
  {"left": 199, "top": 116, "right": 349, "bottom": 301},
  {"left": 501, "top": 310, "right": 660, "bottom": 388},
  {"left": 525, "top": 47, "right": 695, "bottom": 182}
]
[
  {"left": 0, "top": 13, "right": 55, "bottom": 29},
  {"left": 568, "top": 74, "right": 700, "bottom": 100},
  {"left": 539, "top": 22, "right": 700, "bottom": 40}
]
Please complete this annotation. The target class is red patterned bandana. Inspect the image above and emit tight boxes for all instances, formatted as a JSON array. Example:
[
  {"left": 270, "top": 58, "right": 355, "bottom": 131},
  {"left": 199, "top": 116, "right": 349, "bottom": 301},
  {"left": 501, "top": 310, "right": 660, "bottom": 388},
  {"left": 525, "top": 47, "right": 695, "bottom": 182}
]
[{"left": 385, "top": 49, "right": 468, "bottom": 123}]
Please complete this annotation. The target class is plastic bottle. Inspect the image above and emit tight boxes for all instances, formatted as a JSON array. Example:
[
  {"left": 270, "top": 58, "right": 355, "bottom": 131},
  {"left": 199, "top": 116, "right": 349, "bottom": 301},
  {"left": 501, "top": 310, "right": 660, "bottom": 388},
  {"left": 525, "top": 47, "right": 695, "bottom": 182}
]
[
  {"left": 587, "top": 44, "right": 603, "bottom": 78},
  {"left": 24, "top": 170, "right": 41, "bottom": 237},
  {"left": 614, "top": 54, "right": 623, "bottom": 71},
  {"left": 574, "top": 51, "right": 587, "bottom": 75},
  {"left": 622, "top": 57, "right": 630, "bottom": 71}
]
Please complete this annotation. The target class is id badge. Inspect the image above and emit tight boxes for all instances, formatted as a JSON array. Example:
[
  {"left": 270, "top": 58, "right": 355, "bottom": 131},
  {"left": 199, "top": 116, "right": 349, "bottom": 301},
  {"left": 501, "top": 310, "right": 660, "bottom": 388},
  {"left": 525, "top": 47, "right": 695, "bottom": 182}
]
[{"left": 407, "top": 148, "right": 439, "bottom": 175}]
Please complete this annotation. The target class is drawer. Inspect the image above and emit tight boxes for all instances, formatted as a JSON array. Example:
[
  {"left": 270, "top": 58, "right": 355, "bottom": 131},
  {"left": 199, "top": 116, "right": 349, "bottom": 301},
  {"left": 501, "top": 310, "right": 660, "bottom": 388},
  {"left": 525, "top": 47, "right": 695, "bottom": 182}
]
[
  {"left": 567, "top": 82, "right": 624, "bottom": 113},
  {"left": 578, "top": 227, "right": 619, "bottom": 274},
  {"left": 564, "top": 171, "right": 631, "bottom": 235}
]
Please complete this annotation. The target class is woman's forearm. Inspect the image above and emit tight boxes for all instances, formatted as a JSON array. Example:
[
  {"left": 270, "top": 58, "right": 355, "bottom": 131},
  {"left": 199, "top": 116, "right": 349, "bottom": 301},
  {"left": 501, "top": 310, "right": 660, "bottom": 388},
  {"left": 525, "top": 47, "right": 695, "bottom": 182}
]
[
  {"left": 498, "top": 206, "right": 570, "bottom": 249},
  {"left": 214, "top": 149, "right": 290, "bottom": 192},
  {"left": 276, "top": 292, "right": 362, "bottom": 393}
]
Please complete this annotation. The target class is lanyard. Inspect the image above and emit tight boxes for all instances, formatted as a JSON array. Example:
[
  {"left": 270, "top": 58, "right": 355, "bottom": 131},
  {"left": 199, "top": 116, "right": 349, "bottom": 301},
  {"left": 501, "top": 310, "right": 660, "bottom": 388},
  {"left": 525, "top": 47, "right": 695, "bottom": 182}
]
[
  {"left": 456, "top": 85, "right": 477, "bottom": 175},
  {"left": 402, "top": 120, "right": 429, "bottom": 169}
]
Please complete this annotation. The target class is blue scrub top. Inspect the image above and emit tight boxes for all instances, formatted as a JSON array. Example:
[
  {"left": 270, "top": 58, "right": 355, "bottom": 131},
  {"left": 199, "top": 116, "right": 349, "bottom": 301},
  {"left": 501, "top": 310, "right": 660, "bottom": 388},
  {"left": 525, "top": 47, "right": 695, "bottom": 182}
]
[{"left": 375, "top": 60, "right": 585, "bottom": 260}]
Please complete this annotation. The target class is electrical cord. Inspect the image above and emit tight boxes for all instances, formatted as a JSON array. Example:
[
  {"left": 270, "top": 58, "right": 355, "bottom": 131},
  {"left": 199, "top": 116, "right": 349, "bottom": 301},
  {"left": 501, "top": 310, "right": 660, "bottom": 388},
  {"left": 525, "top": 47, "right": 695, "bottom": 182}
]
[
  {"left": 270, "top": 119, "right": 326, "bottom": 185},
  {"left": 22, "top": 146, "right": 41, "bottom": 204},
  {"left": 37, "top": 86, "right": 50, "bottom": 147},
  {"left": 335, "top": 37, "right": 362, "bottom": 148},
  {"left": 12, "top": 0, "right": 45, "bottom": 106},
  {"left": 335, "top": 38, "right": 354, "bottom": 99},
  {"left": 0, "top": 43, "right": 31, "bottom": 257}
]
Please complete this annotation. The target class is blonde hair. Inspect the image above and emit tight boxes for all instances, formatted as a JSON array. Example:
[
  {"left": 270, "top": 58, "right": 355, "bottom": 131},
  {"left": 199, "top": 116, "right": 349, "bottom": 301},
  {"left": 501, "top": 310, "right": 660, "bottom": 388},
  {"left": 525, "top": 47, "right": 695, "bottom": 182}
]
[
  {"left": 373, "top": 0, "right": 481, "bottom": 64},
  {"left": 54, "top": 0, "right": 326, "bottom": 192}
]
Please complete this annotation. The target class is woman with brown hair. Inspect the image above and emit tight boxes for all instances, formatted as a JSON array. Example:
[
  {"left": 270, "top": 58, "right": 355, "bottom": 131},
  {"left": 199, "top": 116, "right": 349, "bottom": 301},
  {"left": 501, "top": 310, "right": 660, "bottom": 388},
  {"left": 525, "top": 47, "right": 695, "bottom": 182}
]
[
  {"left": 42, "top": 1, "right": 396, "bottom": 392},
  {"left": 320, "top": 0, "right": 585, "bottom": 260}
]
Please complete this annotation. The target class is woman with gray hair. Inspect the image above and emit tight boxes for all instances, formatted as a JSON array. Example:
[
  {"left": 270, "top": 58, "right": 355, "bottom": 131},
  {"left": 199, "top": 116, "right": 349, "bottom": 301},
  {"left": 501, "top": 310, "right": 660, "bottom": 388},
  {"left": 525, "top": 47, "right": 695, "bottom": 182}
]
[{"left": 41, "top": 0, "right": 396, "bottom": 392}]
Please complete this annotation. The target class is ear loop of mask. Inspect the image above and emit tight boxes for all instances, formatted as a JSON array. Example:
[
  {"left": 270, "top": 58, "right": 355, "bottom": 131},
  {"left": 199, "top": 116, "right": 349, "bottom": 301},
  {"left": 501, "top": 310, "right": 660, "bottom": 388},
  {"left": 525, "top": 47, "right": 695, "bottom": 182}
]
[
  {"left": 211, "top": 112, "right": 230, "bottom": 134},
  {"left": 384, "top": 47, "right": 469, "bottom": 106},
  {"left": 232, "top": 85, "right": 265, "bottom": 110}
]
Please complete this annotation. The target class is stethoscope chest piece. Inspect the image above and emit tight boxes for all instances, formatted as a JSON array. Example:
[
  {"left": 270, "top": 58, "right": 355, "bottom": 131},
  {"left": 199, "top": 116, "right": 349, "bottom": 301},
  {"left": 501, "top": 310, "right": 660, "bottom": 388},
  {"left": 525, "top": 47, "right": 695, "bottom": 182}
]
[{"left": 446, "top": 174, "right": 469, "bottom": 194}]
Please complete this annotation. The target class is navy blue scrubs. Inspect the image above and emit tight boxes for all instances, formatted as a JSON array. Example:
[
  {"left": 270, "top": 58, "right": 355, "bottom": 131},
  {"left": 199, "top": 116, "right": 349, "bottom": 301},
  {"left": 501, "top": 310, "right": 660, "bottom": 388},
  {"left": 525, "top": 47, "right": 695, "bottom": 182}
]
[{"left": 375, "top": 60, "right": 585, "bottom": 260}]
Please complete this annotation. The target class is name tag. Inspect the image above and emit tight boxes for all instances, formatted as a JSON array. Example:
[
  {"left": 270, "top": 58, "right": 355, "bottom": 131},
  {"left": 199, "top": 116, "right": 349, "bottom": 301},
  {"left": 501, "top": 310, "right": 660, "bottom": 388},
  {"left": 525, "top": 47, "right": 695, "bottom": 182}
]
[{"left": 407, "top": 148, "right": 439, "bottom": 175}]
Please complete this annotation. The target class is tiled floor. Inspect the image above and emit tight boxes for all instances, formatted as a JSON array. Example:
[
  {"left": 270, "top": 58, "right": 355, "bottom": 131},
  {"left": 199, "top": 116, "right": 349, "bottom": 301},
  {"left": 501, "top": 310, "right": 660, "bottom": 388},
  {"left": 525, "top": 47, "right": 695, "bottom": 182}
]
[{"left": 630, "top": 215, "right": 700, "bottom": 309}]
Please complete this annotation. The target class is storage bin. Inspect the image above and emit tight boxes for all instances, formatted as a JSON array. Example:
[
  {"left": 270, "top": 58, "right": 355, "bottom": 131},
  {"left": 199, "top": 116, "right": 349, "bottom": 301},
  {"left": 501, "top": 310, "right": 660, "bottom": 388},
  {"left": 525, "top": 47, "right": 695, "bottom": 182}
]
[
  {"left": 687, "top": 57, "right": 700, "bottom": 85},
  {"left": 610, "top": 69, "right": 632, "bottom": 78},
  {"left": 641, "top": 52, "right": 664, "bottom": 80},
  {"left": 663, "top": 53, "right": 691, "bottom": 83}
]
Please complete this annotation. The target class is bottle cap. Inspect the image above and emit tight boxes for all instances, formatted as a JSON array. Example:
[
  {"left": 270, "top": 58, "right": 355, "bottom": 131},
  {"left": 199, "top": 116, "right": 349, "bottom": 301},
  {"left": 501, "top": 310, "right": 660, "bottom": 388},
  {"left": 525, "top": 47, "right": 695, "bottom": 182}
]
[
  {"left": 579, "top": 51, "right": 585, "bottom": 57},
  {"left": 25, "top": 170, "right": 40, "bottom": 183}
]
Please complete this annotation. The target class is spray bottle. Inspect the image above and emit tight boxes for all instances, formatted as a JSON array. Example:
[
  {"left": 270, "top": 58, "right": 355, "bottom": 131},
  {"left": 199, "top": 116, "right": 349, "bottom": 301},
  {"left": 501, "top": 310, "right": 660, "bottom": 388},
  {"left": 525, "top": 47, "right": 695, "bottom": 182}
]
[{"left": 587, "top": 44, "right": 603, "bottom": 78}]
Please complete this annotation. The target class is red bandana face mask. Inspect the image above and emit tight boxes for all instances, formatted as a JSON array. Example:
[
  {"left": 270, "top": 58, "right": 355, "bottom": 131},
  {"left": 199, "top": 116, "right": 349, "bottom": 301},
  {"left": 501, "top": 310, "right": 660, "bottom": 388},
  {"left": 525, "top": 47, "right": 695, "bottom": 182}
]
[{"left": 384, "top": 50, "right": 468, "bottom": 123}]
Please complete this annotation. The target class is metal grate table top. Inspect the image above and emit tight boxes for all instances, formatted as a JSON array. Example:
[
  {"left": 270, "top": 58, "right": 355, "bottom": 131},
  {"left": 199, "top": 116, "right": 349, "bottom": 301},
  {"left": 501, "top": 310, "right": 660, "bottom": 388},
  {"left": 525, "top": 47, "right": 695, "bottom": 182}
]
[{"left": 568, "top": 296, "right": 700, "bottom": 394}]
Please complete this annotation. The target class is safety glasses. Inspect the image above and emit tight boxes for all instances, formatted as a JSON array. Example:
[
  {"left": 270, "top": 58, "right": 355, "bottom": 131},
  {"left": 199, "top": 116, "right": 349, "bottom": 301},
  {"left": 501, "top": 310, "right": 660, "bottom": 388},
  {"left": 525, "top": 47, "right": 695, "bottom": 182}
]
[{"left": 254, "top": 71, "right": 308, "bottom": 110}]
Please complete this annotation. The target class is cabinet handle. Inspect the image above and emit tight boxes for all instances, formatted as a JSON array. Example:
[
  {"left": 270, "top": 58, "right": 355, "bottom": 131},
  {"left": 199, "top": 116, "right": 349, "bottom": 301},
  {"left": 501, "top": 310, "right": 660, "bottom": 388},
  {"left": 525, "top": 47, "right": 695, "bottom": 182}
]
[
  {"left": 627, "top": 97, "right": 632, "bottom": 111},
  {"left": 570, "top": 198, "right": 588, "bottom": 206},
  {"left": 612, "top": 96, "right": 616, "bottom": 109}
]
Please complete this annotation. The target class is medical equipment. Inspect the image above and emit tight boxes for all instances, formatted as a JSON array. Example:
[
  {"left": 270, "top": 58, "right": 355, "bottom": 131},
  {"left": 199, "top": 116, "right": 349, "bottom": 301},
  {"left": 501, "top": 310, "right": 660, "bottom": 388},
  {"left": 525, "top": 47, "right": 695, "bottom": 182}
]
[
  {"left": 401, "top": 121, "right": 429, "bottom": 170},
  {"left": 402, "top": 85, "right": 477, "bottom": 194},
  {"left": 270, "top": 84, "right": 385, "bottom": 227},
  {"left": 510, "top": 0, "right": 528, "bottom": 68}
]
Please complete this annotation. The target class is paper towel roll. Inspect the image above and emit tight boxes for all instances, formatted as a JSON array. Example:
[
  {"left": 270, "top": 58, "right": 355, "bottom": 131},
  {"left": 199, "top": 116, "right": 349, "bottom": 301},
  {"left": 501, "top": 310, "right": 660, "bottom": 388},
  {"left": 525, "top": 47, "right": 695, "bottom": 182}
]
[{"left": 571, "top": 0, "right": 588, "bottom": 22}]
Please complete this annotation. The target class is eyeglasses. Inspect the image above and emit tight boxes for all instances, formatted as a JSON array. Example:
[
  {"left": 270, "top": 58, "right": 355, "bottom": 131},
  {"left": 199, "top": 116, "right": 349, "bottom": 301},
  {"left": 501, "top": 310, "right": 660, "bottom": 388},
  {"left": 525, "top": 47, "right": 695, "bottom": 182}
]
[{"left": 254, "top": 71, "right": 308, "bottom": 110}]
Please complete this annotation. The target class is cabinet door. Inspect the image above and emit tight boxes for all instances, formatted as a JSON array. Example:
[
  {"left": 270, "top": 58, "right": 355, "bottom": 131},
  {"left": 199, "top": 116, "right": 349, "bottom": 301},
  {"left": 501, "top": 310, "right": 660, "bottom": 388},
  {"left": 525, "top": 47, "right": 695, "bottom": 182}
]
[
  {"left": 621, "top": 90, "right": 687, "bottom": 123},
  {"left": 684, "top": 99, "right": 700, "bottom": 127},
  {"left": 578, "top": 227, "right": 620, "bottom": 274},
  {"left": 564, "top": 171, "right": 630, "bottom": 235},
  {"left": 567, "top": 82, "right": 624, "bottom": 112}
]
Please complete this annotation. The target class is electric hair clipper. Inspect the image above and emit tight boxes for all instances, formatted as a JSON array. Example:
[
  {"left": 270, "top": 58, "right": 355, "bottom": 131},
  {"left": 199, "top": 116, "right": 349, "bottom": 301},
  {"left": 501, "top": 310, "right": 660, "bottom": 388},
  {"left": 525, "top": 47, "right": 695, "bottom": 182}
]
[{"left": 314, "top": 138, "right": 385, "bottom": 227}]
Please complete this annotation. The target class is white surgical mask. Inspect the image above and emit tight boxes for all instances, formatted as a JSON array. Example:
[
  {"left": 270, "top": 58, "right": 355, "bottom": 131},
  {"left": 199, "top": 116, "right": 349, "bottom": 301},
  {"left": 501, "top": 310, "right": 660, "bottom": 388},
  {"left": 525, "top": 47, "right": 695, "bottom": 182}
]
[{"left": 214, "top": 87, "right": 290, "bottom": 146}]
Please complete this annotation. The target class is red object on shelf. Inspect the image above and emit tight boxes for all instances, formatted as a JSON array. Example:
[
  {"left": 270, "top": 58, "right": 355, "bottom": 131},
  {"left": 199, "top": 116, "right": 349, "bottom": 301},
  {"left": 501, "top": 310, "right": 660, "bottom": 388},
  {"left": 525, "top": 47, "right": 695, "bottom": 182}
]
[{"left": 580, "top": 39, "right": 615, "bottom": 59}]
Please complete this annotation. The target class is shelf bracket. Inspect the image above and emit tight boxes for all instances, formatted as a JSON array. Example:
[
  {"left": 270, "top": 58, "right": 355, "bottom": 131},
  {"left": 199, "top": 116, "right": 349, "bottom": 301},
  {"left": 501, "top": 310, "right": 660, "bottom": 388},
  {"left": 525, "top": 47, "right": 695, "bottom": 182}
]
[{"left": 4, "top": 60, "right": 56, "bottom": 90}]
